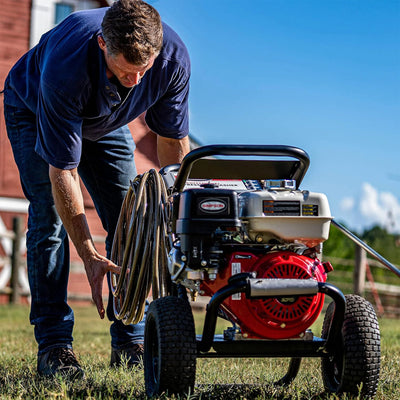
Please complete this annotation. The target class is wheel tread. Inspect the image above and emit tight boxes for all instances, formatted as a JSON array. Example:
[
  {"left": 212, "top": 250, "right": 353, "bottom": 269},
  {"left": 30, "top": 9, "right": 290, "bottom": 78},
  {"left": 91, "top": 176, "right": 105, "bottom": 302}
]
[
  {"left": 144, "top": 296, "right": 196, "bottom": 396},
  {"left": 321, "top": 294, "right": 380, "bottom": 398}
]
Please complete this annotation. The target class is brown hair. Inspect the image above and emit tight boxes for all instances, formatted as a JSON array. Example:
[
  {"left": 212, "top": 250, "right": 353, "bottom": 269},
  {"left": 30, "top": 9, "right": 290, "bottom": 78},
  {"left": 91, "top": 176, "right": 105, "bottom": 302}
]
[{"left": 101, "top": 0, "right": 163, "bottom": 66}]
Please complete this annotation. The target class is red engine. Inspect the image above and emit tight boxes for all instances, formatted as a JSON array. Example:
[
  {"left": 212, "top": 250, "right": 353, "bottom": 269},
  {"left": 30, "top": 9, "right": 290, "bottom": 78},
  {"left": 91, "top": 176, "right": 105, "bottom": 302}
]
[{"left": 201, "top": 251, "right": 330, "bottom": 339}]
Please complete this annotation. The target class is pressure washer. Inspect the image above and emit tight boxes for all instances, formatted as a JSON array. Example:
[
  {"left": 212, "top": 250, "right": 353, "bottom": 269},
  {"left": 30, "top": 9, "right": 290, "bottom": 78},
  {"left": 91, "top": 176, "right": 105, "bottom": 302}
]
[{"left": 110, "top": 144, "right": 399, "bottom": 398}]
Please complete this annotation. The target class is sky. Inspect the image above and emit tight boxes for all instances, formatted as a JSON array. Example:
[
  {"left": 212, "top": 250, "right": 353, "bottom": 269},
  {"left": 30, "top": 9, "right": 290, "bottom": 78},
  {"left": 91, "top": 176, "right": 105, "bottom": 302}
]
[{"left": 150, "top": 0, "right": 400, "bottom": 235}]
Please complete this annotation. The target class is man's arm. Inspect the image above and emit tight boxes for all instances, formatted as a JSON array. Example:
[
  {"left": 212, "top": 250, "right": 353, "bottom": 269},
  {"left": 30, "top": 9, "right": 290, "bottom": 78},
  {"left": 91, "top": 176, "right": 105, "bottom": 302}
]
[
  {"left": 49, "top": 165, "right": 119, "bottom": 319},
  {"left": 157, "top": 135, "right": 190, "bottom": 167}
]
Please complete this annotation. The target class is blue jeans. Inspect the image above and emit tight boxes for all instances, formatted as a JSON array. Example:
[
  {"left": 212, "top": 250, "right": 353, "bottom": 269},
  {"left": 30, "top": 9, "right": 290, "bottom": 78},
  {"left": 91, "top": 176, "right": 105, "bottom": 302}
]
[{"left": 4, "top": 102, "right": 144, "bottom": 353}]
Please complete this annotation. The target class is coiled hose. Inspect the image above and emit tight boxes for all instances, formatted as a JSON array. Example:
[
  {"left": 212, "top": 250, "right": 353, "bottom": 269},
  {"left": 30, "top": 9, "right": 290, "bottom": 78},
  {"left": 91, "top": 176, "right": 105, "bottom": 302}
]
[{"left": 109, "top": 169, "right": 172, "bottom": 325}]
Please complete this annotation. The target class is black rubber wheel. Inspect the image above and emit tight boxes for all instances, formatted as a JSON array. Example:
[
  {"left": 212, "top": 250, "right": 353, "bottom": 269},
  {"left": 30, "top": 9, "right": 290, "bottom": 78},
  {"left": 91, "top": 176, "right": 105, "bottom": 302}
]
[
  {"left": 144, "top": 296, "right": 197, "bottom": 397},
  {"left": 321, "top": 294, "right": 380, "bottom": 398}
]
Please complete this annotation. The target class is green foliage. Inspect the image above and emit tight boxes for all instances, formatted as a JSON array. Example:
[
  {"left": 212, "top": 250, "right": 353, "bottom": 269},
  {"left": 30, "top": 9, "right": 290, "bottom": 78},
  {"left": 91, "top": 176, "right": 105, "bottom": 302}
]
[
  {"left": 324, "top": 221, "right": 400, "bottom": 266},
  {"left": 323, "top": 221, "right": 355, "bottom": 259},
  {"left": 323, "top": 222, "right": 400, "bottom": 288},
  {"left": 361, "top": 225, "right": 400, "bottom": 265}
]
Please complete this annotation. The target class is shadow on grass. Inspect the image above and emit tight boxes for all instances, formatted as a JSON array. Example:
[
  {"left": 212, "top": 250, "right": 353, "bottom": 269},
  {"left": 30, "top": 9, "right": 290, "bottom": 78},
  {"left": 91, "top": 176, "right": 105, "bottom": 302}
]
[{"left": 192, "top": 383, "right": 338, "bottom": 400}]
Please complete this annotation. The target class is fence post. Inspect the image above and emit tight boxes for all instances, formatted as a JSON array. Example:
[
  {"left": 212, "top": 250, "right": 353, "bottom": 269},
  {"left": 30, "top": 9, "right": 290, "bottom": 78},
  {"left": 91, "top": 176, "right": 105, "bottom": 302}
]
[
  {"left": 354, "top": 246, "right": 367, "bottom": 296},
  {"left": 10, "top": 216, "right": 23, "bottom": 304}
]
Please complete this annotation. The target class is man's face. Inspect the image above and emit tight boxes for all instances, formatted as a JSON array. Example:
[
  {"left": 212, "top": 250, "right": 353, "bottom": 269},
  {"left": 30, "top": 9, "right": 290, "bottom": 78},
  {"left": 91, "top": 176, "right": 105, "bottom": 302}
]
[{"left": 98, "top": 36, "right": 156, "bottom": 88}]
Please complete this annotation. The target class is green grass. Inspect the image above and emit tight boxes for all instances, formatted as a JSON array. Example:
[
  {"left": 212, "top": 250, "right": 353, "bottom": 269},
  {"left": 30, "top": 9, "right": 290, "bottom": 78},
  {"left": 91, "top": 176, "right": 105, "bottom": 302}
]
[{"left": 0, "top": 304, "right": 399, "bottom": 399}]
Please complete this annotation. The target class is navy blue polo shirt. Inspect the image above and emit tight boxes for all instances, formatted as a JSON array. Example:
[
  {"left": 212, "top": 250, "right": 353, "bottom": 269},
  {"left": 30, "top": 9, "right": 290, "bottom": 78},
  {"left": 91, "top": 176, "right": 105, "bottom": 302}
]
[{"left": 4, "top": 7, "right": 190, "bottom": 169}]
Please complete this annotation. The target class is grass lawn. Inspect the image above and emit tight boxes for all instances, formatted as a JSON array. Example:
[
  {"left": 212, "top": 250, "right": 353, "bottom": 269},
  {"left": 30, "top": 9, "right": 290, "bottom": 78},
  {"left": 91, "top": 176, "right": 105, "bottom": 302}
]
[{"left": 0, "top": 303, "right": 399, "bottom": 399}]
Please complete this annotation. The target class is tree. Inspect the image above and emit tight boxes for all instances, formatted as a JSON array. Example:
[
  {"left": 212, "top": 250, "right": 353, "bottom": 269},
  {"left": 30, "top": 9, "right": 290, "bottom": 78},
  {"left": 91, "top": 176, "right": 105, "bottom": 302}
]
[
  {"left": 323, "top": 221, "right": 355, "bottom": 260},
  {"left": 361, "top": 225, "right": 400, "bottom": 265}
]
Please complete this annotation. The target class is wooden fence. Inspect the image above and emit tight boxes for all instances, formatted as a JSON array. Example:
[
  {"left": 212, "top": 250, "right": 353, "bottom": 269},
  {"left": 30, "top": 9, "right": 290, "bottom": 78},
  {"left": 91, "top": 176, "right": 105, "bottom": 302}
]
[
  {"left": 0, "top": 216, "right": 96, "bottom": 303},
  {"left": 0, "top": 216, "right": 30, "bottom": 302},
  {"left": 324, "top": 248, "right": 400, "bottom": 318}
]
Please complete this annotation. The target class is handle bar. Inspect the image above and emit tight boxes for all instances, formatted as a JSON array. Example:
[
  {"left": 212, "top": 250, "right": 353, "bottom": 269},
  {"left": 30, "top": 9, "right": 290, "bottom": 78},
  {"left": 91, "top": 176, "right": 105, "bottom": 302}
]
[{"left": 172, "top": 144, "right": 310, "bottom": 193}]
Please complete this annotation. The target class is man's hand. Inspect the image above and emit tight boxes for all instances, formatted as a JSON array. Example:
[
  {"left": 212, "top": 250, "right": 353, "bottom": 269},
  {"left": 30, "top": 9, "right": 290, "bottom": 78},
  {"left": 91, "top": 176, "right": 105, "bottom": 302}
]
[{"left": 83, "top": 252, "right": 120, "bottom": 319}]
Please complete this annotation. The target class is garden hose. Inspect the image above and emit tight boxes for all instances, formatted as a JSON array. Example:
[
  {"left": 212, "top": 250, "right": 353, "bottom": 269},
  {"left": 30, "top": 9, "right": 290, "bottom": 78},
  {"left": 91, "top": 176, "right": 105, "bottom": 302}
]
[{"left": 109, "top": 169, "right": 172, "bottom": 325}]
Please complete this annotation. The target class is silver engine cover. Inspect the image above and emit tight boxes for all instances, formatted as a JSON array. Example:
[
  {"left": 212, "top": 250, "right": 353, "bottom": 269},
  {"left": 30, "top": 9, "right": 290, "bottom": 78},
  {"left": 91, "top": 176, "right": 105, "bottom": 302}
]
[{"left": 238, "top": 188, "right": 332, "bottom": 247}]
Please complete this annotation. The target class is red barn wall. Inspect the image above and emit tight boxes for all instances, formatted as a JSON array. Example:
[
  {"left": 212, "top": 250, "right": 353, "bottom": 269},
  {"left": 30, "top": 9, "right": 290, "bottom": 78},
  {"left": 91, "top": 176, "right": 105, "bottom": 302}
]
[{"left": 0, "top": 0, "right": 32, "bottom": 199}]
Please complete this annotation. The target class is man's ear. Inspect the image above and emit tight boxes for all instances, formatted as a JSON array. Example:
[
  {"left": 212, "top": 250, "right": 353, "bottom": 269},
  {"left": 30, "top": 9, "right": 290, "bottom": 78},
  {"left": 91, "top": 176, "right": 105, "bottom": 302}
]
[{"left": 98, "top": 35, "right": 106, "bottom": 51}]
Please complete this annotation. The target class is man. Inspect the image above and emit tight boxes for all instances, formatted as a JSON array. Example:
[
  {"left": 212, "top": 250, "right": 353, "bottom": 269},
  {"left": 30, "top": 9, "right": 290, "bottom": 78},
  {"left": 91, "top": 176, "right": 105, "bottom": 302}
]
[{"left": 2, "top": 0, "right": 190, "bottom": 378}]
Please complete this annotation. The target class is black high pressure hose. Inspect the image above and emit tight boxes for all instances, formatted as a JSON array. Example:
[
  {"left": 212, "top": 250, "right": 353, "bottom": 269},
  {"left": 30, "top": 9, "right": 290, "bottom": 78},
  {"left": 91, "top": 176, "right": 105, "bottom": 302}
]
[{"left": 109, "top": 169, "right": 172, "bottom": 325}]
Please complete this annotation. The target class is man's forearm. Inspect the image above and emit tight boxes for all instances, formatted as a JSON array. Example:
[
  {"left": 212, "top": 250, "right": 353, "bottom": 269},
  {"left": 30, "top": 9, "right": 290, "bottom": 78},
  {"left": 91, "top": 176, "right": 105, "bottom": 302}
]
[
  {"left": 157, "top": 135, "right": 190, "bottom": 167},
  {"left": 49, "top": 166, "right": 96, "bottom": 262},
  {"left": 49, "top": 165, "right": 119, "bottom": 318}
]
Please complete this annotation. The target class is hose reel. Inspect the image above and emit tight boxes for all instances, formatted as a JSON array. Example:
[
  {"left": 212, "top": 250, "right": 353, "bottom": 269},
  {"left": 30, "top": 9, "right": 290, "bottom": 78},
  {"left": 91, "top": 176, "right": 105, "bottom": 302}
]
[{"left": 109, "top": 169, "right": 171, "bottom": 325}]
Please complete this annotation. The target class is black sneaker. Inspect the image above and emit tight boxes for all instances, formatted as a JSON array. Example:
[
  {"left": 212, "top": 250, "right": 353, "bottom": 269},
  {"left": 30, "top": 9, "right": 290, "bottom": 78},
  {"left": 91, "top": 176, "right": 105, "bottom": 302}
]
[
  {"left": 110, "top": 343, "right": 144, "bottom": 368},
  {"left": 37, "top": 347, "right": 85, "bottom": 379}
]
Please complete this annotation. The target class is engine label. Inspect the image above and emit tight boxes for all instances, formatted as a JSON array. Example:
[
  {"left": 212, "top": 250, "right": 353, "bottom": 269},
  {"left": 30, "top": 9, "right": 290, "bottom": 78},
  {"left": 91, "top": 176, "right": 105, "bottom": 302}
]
[
  {"left": 199, "top": 199, "right": 227, "bottom": 213},
  {"left": 263, "top": 200, "right": 300, "bottom": 215},
  {"left": 231, "top": 262, "right": 241, "bottom": 300},
  {"left": 185, "top": 179, "right": 248, "bottom": 191}
]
